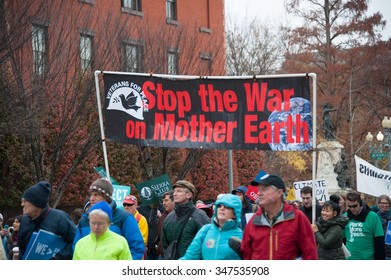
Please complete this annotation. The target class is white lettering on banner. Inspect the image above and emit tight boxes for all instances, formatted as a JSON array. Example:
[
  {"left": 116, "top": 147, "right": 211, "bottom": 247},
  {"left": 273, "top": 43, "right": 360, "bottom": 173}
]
[
  {"left": 355, "top": 155, "right": 391, "bottom": 197},
  {"left": 113, "top": 188, "right": 129, "bottom": 200},
  {"left": 150, "top": 181, "right": 171, "bottom": 196}
]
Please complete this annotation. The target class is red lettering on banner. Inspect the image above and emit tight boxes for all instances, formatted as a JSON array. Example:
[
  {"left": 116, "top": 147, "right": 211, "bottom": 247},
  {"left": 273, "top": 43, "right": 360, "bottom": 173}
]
[
  {"left": 198, "top": 85, "right": 238, "bottom": 112},
  {"left": 244, "top": 114, "right": 309, "bottom": 144},
  {"left": 153, "top": 113, "right": 237, "bottom": 143},
  {"left": 142, "top": 81, "right": 191, "bottom": 118},
  {"left": 126, "top": 120, "right": 146, "bottom": 139},
  {"left": 244, "top": 82, "right": 294, "bottom": 112}
]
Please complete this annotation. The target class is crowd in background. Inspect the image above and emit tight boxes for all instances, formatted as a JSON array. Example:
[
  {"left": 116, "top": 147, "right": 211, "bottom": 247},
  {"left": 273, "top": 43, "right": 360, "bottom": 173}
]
[{"left": 1, "top": 176, "right": 390, "bottom": 260}]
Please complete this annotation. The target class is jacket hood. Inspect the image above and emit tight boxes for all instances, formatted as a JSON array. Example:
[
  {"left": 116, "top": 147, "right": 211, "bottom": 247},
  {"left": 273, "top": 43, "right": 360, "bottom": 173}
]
[
  {"left": 316, "top": 214, "right": 349, "bottom": 231},
  {"left": 213, "top": 194, "right": 242, "bottom": 226}
]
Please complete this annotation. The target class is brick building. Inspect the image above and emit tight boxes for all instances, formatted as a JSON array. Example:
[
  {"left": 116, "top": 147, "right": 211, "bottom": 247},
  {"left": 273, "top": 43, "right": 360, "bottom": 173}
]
[{"left": 3, "top": 0, "right": 226, "bottom": 79}]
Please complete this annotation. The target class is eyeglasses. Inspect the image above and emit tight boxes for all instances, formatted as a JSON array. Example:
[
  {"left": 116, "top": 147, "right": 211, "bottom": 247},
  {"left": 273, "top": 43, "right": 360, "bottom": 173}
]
[
  {"left": 347, "top": 204, "right": 359, "bottom": 208},
  {"left": 123, "top": 203, "right": 134, "bottom": 207},
  {"left": 379, "top": 202, "right": 389, "bottom": 205}
]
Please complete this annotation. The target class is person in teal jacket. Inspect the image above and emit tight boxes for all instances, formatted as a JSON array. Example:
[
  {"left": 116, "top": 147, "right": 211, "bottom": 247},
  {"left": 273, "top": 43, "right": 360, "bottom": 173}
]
[
  {"left": 73, "top": 201, "right": 132, "bottom": 260},
  {"left": 180, "top": 194, "right": 243, "bottom": 260}
]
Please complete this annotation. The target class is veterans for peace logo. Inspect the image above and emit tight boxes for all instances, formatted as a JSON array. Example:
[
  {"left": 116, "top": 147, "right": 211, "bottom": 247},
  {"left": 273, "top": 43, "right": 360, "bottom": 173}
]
[
  {"left": 106, "top": 81, "right": 148, "bottom": 120},
  {"left": 140, "top": 186, "right": 153, "bottom": 201}
]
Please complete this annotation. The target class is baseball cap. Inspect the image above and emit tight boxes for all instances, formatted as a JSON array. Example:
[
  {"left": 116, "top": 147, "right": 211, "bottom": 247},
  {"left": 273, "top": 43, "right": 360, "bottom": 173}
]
[{"left": 251, "top": 174, "right": 286, "bottom": 192}]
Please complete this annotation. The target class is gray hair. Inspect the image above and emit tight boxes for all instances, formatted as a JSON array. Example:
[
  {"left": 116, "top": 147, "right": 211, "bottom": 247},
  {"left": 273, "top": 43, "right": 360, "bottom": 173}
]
[{"left": 89, "top": 209, "right": 110, "bottom": 223}]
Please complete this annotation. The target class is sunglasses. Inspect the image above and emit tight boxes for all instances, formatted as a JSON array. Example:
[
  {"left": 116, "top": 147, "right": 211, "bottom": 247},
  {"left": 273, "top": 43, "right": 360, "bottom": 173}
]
[
  {"left": 123, "top": 203, "right": 134, "bottom": 207},
  {"left": 217, "top": 204, "right": 231, "bottom": 209},
  {"left": 347, "top": 204, "right": 358, "bottom": 208}
]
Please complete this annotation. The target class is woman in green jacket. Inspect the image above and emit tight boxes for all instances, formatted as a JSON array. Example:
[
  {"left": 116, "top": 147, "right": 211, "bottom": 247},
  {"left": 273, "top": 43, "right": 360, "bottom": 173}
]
[
  {"left": 73, "top": 201, "right": 132, "bottom": 260},
  {"left": 311, "top": 195, "right": 348, "bottom": 260}
]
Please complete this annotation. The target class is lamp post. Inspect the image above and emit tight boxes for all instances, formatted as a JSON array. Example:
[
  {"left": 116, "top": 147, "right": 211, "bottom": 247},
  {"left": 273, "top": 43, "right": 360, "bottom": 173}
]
[
  {"left": 382, "top": 116, "right": 391, "bottom": 171},
  {"left": 366, "top": 131, "right": 384, "bottom": 168}
]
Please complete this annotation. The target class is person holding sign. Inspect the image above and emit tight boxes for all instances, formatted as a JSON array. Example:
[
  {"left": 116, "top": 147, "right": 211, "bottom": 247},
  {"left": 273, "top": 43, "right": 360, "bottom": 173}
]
[
  {"left": 73, "top": 201, "right": 131, "bottom": 260},
  {"left": 241, "top": 174, "right": 317, "bottom": 260},
  {"left": 299, "top": 186, "right": 322, "bottom": 223},
  {"left": 73, "top": 178, "right": 145, "bottom": 260},
  {"left": 18, "top": 181, "right": 76, "bottom": 260}
]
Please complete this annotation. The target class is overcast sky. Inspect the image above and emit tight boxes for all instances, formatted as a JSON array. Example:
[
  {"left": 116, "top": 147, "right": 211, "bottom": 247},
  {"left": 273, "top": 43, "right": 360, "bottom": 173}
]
[{"left": 225, "top": 0, "right": 391, "bottom": 40}]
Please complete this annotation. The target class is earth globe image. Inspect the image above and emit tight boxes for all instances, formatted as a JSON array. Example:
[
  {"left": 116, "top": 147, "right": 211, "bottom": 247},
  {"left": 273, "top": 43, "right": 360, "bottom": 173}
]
[{"left": 268, "top": 97, "right": 312, "bottom": 151}]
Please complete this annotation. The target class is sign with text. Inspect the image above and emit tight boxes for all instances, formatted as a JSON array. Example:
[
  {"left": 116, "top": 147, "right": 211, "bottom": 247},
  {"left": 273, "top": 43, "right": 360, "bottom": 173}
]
[
  {"left": 293, "top": 179, "right": 329, "bottom": 203},
  {"left": 136, "top": 174, "right": 173, "bottom": 206},
  {"left": 23, "top": 230, "right": 67, "bottom": 260},
  {"left": 112, "top": 184, "right": 131, "bottom": 209},
  {"left": 386, "top": 221, "right": 391, "bottom": 245},
  {"left": 103, "top": 74, "right": 312, "bottom": 150},
  {"left": 355, "top": 155, "right": 391, "bottom": 197}
]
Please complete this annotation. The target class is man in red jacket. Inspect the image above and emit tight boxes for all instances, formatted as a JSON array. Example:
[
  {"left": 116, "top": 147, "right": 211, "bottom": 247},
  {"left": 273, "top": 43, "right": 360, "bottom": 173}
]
[{"left": 241, "top": 174, "right": 317, "bottom": 260}]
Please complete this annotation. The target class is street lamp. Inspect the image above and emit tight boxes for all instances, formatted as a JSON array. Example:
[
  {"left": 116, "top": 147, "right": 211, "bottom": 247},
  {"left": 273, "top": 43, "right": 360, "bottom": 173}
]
[
  {"left": 381, "top": 116, "right": 391, "bottom": 171},
  {"left": 366, "top": 131, "right": 384, "bottom": 168}
]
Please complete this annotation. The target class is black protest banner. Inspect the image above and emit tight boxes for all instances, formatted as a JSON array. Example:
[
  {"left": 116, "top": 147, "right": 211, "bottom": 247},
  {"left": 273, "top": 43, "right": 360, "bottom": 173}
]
[{"left": 103, "top": 74, "right": 312, "bottom": 151}]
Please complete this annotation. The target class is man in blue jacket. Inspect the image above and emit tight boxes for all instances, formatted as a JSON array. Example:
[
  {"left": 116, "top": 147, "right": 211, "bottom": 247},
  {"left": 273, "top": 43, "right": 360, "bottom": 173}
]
[
  {"left": 18, "top": 181, "right": 76, "bottom": 260},
  {"left": 73, "top": 178, "right": 145, "bottom": 260}
]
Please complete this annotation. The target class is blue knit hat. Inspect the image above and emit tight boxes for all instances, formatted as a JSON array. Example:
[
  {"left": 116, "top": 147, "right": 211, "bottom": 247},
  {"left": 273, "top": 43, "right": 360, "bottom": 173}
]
[
  {"left": 89, "top": 201, "right": 113, "bottom": 221},
  {"left": 23, "top": 181, "right": 51, "bottom": 208}
]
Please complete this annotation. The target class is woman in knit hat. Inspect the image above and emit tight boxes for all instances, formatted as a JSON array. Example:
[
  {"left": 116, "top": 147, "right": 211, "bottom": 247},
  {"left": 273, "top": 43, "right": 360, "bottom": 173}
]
[
  {"left": 73, "top": 178, "right": 145, "bottom": 260},
  {"left": 73, "top": 201, "right": 132, "bottom": 260}
]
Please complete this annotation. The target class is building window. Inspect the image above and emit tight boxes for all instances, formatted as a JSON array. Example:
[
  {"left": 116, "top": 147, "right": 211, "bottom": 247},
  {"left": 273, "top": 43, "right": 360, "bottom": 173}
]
[
  {"left": 200, "top": 52, "right": 212, "bottom": 75},
  {"left": 167, "top": 51, "right": 178, "bottom": 75},
  {"left": 122, "top": 0, "right": 142, "bottom": 11},
  {"left": 80, "top": 35, "right": 93, "bottom": 71},
  {"left": 32, "top": 25, "right": 47, "bottom": 77},
  {"left": 124, "top": 44, "right": 143, "bottom": 72},
  {"left": 166, "top": 0, "right": 177, "bottom": 21}
]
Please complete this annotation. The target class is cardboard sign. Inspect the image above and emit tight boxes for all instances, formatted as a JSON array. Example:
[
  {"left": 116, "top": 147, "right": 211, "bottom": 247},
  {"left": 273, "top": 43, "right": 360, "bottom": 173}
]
[{"left": 293, "top": 178, "right": 329, "bottom": 203}]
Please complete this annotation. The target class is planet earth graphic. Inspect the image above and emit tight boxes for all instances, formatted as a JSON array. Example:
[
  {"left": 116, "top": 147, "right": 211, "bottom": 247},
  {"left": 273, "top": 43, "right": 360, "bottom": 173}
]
[{"left": 268, "top": 97, "right": 312, "bottom": 151}]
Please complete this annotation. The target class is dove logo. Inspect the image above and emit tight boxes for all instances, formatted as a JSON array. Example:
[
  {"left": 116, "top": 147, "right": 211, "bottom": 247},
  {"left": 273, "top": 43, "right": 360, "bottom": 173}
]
[{"left": 106, "top": 82, "right": 148, "bottom": 120}]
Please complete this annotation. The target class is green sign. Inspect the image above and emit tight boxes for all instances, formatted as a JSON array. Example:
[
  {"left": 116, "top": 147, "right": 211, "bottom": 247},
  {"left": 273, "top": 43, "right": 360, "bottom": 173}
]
[
  {"left": 370, "top": 152, "right": 388, "bottom": 160},
  {"left": 136, "top": 174, "right": 172, "bottom": 206},
  {"left": 94, "top": 165, "right": 119, "bottom": 185}
]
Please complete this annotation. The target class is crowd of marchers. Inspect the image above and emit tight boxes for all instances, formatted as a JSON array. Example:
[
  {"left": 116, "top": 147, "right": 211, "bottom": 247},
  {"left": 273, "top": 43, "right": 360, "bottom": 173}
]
[{"left": 1, "top": 175, "right": 390, "bottom": 260}]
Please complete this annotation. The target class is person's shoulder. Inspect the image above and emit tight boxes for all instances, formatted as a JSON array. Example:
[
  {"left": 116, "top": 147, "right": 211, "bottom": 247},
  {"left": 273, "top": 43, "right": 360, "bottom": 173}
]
[
  {"left": 193, "top": 208, "right": 210, "bottom": 220},
  {"left": 113, "top": 207, "right": 131, "bottom": 218},
  {"left": 48, "top": 207, "right": 72, "bottom": 219}
]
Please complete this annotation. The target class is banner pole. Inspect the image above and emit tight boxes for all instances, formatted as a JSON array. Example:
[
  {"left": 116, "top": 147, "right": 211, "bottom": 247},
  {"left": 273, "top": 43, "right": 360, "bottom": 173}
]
[
  {"left": 94, "top": 71, "right": 111, "bottom": 179},
  {"left": 228, "top": 150, "right": 233, "bottom": 193},
  {"left": 310, "top": 73, "right": 317, "bottom": 223}
]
